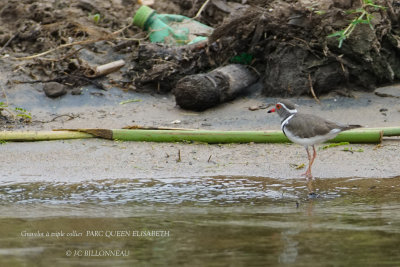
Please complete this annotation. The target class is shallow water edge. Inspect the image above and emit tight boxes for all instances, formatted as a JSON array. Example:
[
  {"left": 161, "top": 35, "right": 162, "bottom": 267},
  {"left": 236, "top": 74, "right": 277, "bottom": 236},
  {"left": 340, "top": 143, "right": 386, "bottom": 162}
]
[{"left": 0, "top": 176, "right": 400, "bottom": 266}]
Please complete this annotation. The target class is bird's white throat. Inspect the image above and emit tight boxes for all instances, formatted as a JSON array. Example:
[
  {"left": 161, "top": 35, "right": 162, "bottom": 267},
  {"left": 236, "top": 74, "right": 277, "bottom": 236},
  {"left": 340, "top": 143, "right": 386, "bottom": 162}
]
[{"left": 281, "top": 114, "right": 294, "bottom": 131}]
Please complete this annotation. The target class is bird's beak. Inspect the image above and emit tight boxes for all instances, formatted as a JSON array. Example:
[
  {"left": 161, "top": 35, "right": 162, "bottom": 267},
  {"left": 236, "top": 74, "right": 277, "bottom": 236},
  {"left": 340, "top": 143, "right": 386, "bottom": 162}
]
[{"left": 267, "top": 108, "right": 276, "bottom": 113}]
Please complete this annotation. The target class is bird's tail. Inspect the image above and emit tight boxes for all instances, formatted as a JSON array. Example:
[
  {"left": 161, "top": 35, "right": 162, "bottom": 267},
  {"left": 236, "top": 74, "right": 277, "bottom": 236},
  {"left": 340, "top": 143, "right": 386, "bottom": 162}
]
[{"left": 343, "top": 124, "right": 362, "bottom": 131}]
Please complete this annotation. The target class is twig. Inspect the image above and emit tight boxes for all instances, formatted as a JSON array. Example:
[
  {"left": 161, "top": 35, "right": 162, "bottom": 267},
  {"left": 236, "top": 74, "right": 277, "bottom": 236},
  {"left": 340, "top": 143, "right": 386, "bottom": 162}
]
[
  {"left": 308, "top": 73, "right": 320, "bottom": 104},
  {"left": 0, "top": 33, "right": 18, "bottom": 54},
  {"left": 112, "top": 21, "right": 133, "bottom": 35},
  {"left": 14, "top": 73, "right": 106, "bottom": 90},
  {"left": 193, "top": 0, "right": 211, "bottom": 20},
  {"left": 33, "top": 114, "right": 79, "bottom": 123},
  {"left": 1, "top": 86, "right": 9, "bottom": 106},
  {"left": 50, "top": 114, "right": 78, "bottom": 122},
  {"left": 37, "top": 47, "right": 85, "bottom": 62},
  {"left": 246, "top": 65, "right": 261, "bottom": 77},
  {"left": 14, "top": 38, "right": 107, "bottom": 61}
]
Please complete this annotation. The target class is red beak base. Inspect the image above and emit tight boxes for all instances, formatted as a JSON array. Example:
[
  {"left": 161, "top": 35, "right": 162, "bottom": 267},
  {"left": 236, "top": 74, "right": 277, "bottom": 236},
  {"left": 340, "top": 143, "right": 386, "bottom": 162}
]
[{"left": 267, "top": 108, "right": 276, "bottom": 113}]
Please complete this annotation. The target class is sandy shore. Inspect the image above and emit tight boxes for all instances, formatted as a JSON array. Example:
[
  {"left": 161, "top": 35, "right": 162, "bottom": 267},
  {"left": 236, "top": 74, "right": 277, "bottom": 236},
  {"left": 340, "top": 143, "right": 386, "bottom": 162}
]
[{"left": 1, "top": 84, "right": 399, "bottom": 183}]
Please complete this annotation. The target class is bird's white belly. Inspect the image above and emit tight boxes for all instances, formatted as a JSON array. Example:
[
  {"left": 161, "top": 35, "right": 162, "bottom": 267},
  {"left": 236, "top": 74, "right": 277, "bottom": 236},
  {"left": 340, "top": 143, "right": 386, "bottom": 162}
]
[{"left": 284, "top": 128, "right": 341, "bottom": 146}]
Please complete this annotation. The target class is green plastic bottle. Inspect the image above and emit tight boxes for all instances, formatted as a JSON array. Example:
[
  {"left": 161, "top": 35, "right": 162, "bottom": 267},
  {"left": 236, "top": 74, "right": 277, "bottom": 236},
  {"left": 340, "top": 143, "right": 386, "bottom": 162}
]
[{"left": 133, "top": 6, "right": 213, "bottom": 45}]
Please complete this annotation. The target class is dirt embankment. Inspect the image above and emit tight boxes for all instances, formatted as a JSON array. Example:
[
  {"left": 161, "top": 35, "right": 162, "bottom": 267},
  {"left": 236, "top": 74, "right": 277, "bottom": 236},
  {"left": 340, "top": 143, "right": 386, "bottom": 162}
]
[
  {"left": 0, "top": 0, "right": 399, "bottom": 116},
  {"left": 208, "top": 0, "right": 400, "bottom": 96}
]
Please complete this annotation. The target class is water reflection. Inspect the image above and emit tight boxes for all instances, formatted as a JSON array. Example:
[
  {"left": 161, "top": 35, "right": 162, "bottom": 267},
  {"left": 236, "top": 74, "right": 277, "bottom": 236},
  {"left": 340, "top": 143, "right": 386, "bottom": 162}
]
[
  {"left": 0, "top": 176, "right": 302, "bottom": 205},
  {"left": 279, "top": 229, "right": 299, "bottom": 264},
  {"left": 0, "top": 176, "right": 399, "bottom": 266}
]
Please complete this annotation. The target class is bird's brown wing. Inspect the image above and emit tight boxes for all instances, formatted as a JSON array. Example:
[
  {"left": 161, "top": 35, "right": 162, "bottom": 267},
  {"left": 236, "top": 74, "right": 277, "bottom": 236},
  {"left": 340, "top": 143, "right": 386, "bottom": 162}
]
[{"left": 285, "top": 113, "right": 345, "bottom": 139}]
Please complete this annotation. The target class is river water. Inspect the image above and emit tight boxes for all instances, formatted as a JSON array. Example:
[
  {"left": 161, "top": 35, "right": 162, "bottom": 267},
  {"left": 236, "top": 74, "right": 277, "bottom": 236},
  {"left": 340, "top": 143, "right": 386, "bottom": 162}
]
[{"left": 0, "top": 176, "right": 399, "bottom": 266}]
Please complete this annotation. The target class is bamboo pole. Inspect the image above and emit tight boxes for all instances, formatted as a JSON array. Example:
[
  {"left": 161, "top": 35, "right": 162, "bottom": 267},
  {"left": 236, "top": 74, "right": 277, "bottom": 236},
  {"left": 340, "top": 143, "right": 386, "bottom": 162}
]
[
  {"left": 109, "top": 129, "right": 383, "bottom": 144},
  {"left": 0, "top": 131, "right": 94, "bottom": 141},
  {"left": 353, "top": 127, "right": 400, "bottom": 137},
  {"left": 111, "top": 129, "right": 290, "bottom": 143},
  {"left": 0, "top": 127, "right": 395, "bottom": 143},
  {"left": 330, "top": 130, "right": 382, "bottom": 143}
]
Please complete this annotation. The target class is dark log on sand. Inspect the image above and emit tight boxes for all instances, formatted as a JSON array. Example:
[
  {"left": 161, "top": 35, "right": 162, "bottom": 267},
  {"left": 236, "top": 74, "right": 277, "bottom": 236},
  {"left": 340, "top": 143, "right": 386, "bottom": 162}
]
[{"left": 173, "top": 64, "right": 258, "bottom": 111}]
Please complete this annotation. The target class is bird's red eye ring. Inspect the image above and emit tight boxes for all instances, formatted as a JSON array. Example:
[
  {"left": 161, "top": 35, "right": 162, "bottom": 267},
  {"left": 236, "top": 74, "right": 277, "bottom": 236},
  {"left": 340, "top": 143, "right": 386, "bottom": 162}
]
[{"left": 276, "top": 104, "right": 282, "bottom": 109}]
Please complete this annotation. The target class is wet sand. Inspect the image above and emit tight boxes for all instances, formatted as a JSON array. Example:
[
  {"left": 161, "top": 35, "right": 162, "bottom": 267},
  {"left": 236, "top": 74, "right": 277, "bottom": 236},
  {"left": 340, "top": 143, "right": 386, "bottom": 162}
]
[
  {"left": 0, "top": 83, "right": 400, "bottom": 182},
  {"left": 0, "top": 138, "right": 399, "bottom": 183}
]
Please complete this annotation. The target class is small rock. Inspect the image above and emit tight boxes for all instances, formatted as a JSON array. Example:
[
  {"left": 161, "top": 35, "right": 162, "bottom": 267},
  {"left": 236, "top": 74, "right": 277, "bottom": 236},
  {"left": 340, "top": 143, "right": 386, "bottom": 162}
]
[
  {"left": 71, "top": 88, "right": 82, "bottom": 95},
  {"left": 43, "top": 82, "right": 67, "bottom": 98},
  {"left": 379, "top": 108, "right": 388, "bottom": 112},
  {"left": 248, "top": 105, "right": 259, "bottom": 111}
]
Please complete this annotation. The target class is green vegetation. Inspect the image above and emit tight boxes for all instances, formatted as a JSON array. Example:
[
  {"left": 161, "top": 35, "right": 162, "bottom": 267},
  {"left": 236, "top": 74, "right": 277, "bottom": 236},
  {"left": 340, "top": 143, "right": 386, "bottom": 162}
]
[
  {"left": 90, "top": 13, "right": 101, "bottom": 24},
  {"left": 0, "top": 102, "right": 32, "bottom": 122},
  {"left": 119, "top": 99, "right": 142, "bottom": 105},
  {"left": 321, "top": 142, "right": 350, "bottom": 150},
  {"left": 343, "top": 147, "right": 364, "bottom": 153},
  {"left": 328, "top": 0, "right": 386, "bottom": 48},
  {"left": 230, "top": 53, "right": 253, "bottom": 65},
  {"left": 290, "top": 163, "right": 305, "bottom": 170}
]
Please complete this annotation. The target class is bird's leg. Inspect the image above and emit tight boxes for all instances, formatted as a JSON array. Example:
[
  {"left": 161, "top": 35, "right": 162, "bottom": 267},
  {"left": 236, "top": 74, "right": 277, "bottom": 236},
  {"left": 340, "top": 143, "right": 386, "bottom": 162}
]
[
  {"left": 306, "top": 146, "right": 311, "bottom": 161},
  {"left": 306, "top": 145, "right": 317, "bottom": 179},
  {"left": 310, "top": 145, "right": 317, "bottom": 169},
  {"left": 302, "top": 146, "right": 313, "bottom": 178}
]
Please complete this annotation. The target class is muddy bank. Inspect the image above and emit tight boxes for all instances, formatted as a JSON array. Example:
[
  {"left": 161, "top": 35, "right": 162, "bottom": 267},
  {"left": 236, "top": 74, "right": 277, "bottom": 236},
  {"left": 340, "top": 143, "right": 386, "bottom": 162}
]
[
  {"left": 1, "top": 0, "right": 400, "bottom": 107},
  {"left": 1, "top": 76, "right": 400, "bottom": 181},
  {"left": 1, "top": 137, "right": 399, "bottom": 183},
  {"left": 1, "top": 91, "right": 400, "bottom": 182},
  {"left": 207, "top": 0, "right": 400, "bottom": 96},
  {"left": 130, "top": 0, "right": 400, "bottom": 97},
  {"left": 2, "top": 82, "right": 400, "bottom": 131}
]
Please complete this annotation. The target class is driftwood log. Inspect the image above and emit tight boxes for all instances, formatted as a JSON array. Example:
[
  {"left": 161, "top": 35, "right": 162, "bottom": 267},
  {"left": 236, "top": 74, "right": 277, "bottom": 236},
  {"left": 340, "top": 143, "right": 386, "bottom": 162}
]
[{"left": 173, "top": 64, "right": 258, "bottom": 111}]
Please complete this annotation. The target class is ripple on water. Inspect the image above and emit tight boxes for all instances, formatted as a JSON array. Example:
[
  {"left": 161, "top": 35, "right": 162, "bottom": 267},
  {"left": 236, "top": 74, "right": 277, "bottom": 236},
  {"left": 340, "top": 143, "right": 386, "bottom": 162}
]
[
  {"left": 0, "top": 176, "right": 303, "bottom": 205},
  {"left": 1, "top": 176, "right": 399, "bottom": 206}
]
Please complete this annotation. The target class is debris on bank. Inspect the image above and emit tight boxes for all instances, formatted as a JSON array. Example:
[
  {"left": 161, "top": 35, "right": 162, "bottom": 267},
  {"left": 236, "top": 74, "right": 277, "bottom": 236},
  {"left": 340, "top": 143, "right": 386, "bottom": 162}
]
[{"left": 1, "top": 0, "right": 400, "bottom": 111}]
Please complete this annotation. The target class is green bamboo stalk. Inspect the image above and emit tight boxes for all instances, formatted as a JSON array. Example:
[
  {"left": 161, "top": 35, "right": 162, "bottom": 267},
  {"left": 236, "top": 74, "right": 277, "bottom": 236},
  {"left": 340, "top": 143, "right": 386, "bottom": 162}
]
[
  {"left": 0, "top": 131, "right": 93, "bottom": 141},
  {"left": 111, "top": 129, "right": 289, "bottom": 143},
  {"left": 0, "top": 127, "right": 393, "bottom": 143},
  {"left": 352, "top": 127, "right": 400, "bottom": 137},
  {"left": 110, "top": 129, "right": 383, "bottom": 144},
  {"left": 330, "top": 130, "right": 382, "bottom": 143}
]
